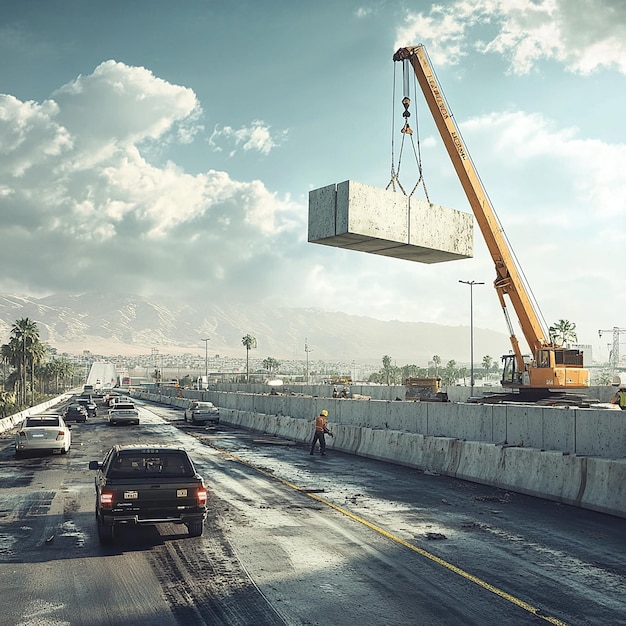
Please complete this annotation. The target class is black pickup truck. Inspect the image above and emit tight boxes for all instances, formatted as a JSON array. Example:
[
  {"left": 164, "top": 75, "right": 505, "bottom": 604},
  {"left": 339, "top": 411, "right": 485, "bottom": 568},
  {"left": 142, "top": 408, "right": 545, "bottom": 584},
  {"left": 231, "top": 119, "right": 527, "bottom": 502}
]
[{"left": 88, "top": 444, "right": 208, "bottom": 544}]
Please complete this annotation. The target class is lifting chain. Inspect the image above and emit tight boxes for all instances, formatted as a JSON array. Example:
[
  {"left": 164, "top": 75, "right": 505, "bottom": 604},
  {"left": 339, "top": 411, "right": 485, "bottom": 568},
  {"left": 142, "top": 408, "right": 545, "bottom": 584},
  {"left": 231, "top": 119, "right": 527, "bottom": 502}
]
[{"left": 387, "top": 60, "right": 430, "bottom": 203}]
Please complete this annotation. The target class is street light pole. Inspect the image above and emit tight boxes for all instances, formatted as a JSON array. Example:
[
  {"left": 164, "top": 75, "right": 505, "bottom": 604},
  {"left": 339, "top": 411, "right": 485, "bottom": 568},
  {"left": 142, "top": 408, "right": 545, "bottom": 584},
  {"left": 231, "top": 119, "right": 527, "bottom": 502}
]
[
  {"left": 201, "top": 338, "right": 210, "bottom": 382},
  {"left": 305, "top": 338, "right": 312, "bottom": 384},
  {"left": 459, "top": 280, "right": 484, "bottom": 389}
]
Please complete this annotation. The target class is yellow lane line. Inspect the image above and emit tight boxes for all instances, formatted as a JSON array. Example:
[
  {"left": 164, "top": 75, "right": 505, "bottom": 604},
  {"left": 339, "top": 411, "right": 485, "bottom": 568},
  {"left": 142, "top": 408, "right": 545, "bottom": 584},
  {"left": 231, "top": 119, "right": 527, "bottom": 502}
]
[{"left": 211, "top": 444, "right": 568, "bottom": 625}]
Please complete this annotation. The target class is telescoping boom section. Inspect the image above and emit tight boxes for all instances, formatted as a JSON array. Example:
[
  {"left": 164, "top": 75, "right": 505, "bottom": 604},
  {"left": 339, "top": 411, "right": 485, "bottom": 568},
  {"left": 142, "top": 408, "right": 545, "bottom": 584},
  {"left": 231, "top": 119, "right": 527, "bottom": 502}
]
[{"left": 393, "top": 45, "right": 588, "bottom": 392}]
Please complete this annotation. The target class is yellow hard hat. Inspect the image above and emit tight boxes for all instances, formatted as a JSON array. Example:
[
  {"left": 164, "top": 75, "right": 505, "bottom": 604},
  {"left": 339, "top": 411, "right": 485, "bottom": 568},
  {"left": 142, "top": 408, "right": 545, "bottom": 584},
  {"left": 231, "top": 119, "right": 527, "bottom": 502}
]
[{"left": 320, "top": 410, "right": 328, "bottom": 416}]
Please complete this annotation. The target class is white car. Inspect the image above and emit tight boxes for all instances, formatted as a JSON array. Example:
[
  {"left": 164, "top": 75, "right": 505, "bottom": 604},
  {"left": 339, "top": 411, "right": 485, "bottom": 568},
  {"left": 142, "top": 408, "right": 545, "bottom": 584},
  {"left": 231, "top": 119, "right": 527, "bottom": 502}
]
[
  {"left": 108, "top": 395, "right": 131, "bottom": 408},
  {"left": 108, "top": 402, "right": 140, "bottom": 426},
  {"left": 184, "top": 401, "right": 220, "bottom": 425},
  {"left": 15, "top": 414, "right": 71, "bottom": 457}
]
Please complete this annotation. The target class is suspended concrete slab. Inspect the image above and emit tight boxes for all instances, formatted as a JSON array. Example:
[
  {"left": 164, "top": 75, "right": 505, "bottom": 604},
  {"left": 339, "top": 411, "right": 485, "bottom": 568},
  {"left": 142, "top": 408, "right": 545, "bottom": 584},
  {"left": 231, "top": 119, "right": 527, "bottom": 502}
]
[{"left": 308, "top": 180, "right": 473, "bottom": 263}]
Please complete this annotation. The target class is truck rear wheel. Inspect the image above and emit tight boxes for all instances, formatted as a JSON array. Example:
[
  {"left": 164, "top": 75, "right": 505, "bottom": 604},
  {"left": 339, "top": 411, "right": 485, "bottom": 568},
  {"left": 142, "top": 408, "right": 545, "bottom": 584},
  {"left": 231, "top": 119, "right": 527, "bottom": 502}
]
[
  {"left": 187, "top": 521, "right": 203, "bottom": 537},
  {"left": 97, "top": 516, "right": 114, "bottom": 544}
]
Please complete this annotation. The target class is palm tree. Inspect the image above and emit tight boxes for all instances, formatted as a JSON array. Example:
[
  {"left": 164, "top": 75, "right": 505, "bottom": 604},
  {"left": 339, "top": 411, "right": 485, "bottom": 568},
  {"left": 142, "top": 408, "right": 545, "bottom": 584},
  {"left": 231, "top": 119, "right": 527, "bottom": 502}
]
[
  {"left": 432, "top": 355, "right": 442, "bottom": 377},
  {"left": 242, "top": 335, "right": 257, "bottom": 383},
  {"left": 442, "top": 359, "right": 458, "bottom": 386},
  {"left": 549, "top": 320, "right": 577, "bottom": 346},
  {"left": 27, "top": 340, "right": 46, "bottom": 404},
  {"left": 48, "top": 357, "right": 73, "bottom": 392},
  {"left": 1, "top": 338, "right": 21, "bottom": 392},
  {"left": 10, "top": 318, "right": 40, "bottom": 405},
  {"left": 382, "top": 355, "right": 392, "bottom": 385},
  {"left": 262, "top": 357, "right": 280, "bottom": 375},
  {"left": 482, "top": 355, "right": 493, "bottom": 380},
  {"left": 46, "top": 358, "right": 62, "bottom": 393}
]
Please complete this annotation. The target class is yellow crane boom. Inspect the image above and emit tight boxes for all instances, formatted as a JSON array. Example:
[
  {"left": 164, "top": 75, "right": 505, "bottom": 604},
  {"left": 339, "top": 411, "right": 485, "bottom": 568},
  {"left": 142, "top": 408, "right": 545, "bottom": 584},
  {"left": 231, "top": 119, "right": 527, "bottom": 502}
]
[{"left": 393, "top": 45, "right": 588, "bottom": 393}]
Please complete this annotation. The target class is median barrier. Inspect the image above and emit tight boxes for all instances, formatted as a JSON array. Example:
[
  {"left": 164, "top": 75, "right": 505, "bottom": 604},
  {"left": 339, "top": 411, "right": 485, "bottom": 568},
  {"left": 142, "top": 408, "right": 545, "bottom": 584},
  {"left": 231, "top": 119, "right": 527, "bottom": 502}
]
[
  {"left": 0, "top": 394, "right": 71, "bottom": 435},
  {"left": 215, "top": 405, "right": 626, "bottom": 519},
  {"left": 137, "top": 391, "right": 626, "bottom": 519}
]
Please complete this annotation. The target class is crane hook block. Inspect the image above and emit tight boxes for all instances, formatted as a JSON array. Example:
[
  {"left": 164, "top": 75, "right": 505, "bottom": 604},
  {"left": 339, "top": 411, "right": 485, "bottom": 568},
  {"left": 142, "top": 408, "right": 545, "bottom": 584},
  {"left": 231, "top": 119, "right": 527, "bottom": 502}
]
[{"left": 400, "top": 96, "right": 413, "bottom": 134}]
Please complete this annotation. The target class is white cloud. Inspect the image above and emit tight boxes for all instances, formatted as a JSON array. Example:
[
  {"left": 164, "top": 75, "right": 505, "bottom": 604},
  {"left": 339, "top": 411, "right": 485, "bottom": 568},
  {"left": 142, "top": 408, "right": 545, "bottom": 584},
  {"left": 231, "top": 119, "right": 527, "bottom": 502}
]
[
  {"left": 0, "top": 62, "right": 303, "bottom": 303},
  {"left": 461, "top": 110, "right": 626, "bottom": 218},
  {"left": 355, "top": 6, "right": 374, "bottom": 18},
  {"left": 396, "top": 0, "right": 626, "bottom": 74},
  {"left": 209, "top": 120, "right": 287, "bottom": 156}
]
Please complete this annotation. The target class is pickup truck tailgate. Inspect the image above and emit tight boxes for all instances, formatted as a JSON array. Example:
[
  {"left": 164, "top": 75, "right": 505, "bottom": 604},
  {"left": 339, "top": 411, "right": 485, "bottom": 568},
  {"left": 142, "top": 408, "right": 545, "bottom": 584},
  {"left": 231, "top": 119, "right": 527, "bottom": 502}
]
[
  {"left": 110, "top": 478, "right": 203, "bottom": 520},
  {"left": 97, "top": 449, "right": 207, "bottom": 524}
]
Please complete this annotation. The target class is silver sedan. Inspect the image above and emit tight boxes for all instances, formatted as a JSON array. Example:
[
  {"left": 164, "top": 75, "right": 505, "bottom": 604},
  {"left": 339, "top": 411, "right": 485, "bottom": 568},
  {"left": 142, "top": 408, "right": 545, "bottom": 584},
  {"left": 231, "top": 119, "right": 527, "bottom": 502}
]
[{"left": 15, "top": 414, "right": 72, "bottom": 457}]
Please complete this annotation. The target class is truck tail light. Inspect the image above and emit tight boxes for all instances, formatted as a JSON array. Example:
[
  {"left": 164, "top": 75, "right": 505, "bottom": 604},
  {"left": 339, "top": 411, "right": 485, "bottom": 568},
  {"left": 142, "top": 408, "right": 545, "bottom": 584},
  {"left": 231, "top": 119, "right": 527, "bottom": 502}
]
[
  {"left": 100, "top": 492, "right": 114, "bottom": 508},
  {"left": 56, "top": 431, "right": 65, "bottom": 441},
  {"left": 196, "top": 488, "right": 207, "bottom": 506}
]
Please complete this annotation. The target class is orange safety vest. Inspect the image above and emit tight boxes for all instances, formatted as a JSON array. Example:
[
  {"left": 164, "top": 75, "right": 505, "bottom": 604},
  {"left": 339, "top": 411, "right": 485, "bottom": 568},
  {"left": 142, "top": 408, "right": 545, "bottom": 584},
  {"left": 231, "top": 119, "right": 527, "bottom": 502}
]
[{"left": 315, "top": 415, "right": 328, "bottom": 432}]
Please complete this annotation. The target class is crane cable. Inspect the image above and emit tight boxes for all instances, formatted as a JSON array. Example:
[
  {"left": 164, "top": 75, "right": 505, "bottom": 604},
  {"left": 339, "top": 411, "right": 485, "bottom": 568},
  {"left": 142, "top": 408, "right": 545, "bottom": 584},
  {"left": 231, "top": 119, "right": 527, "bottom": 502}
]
[{"left": 387, "top": 60, "right": 430, "bottom": 202}]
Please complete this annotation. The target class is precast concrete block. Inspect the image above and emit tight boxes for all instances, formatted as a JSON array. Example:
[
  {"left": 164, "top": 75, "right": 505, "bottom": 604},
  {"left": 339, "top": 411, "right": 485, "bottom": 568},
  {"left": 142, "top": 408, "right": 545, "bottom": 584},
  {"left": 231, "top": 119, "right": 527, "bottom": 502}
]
[
  {"left": 233, "top": 393, "right": 254, "bottom": 413},
  {"left": 574, "top": 410, "right": 626, "bottom": 458},
  {"left": 359, "top": 399, "right": 390, "bottom": 428},
  {"left": 420, "top": 436, "right": 459, "bottom": 472},
  {"left": 581, "top": 457, "right": 626, "bottom": 518},
  {"left": 387, "top": 401, "right": 418, "bottom": 432},
  {"left": 450, "top": 403, "right": 498, "bottom": 442},
  {"left": 334, "top": 424, "right": 364, "bottom": 455},
  {"left": 308, "top": 180, "right": 473, "bottom": 264},
  {"left": 541, "top": 408, "right": 575, "bottom": 452},
  {"left": 455, "top": 443, "right": 586, "bottom": 504},
  {"left": 401, "top": 433, "right": 427, "bottom": 467},
  {"left": 413, "top": 403, "right": 429, "bottom": 434},
  {"left": 425, "top": 402, "right": 452, "bottom": 436},
  {"left": 355, "top": 427, "right": 390, "bottom": 460},
  {"left": 504, "top": 405, "right": 544, "bottom": 448},
  {"left": 455, "top": 441, "right": 501, "bottom": 486},
  {"left": 287, "top": 396, "right": 311, "bottom": 420},
  {"left": 342, "top": 398, "right": 379, "bottom": 428},
  {"left": 253, "top": 395, "right": 269, "bottom": 415}
]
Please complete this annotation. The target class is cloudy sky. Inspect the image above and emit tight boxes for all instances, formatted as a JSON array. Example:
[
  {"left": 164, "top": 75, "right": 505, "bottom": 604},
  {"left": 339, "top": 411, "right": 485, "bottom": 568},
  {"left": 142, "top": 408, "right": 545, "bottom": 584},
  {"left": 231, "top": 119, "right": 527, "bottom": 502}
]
[{"left": 1, "top": 0, "right": 624, "bottom": 362}]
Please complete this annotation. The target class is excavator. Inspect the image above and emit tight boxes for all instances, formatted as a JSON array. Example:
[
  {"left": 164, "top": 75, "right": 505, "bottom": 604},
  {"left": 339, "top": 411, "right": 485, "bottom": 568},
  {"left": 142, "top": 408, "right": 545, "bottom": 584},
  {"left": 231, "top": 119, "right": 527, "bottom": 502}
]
[{"left": 392, "top": 45, "right": 589, "bottom": 402}]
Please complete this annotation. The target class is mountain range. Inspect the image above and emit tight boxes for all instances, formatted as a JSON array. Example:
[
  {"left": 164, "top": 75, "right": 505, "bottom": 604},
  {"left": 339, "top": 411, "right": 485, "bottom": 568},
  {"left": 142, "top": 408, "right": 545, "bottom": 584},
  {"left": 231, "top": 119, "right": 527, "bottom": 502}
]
[{"left": 0, "top": 292, "right": 510, "bottom": 366}]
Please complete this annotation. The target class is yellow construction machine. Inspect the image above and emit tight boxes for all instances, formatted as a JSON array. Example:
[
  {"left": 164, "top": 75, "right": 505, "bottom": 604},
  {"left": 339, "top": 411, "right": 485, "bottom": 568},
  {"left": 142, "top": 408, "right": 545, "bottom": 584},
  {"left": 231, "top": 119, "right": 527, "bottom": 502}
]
[{"left": 393, "top": 45, "right": 589, "bottom": 400}]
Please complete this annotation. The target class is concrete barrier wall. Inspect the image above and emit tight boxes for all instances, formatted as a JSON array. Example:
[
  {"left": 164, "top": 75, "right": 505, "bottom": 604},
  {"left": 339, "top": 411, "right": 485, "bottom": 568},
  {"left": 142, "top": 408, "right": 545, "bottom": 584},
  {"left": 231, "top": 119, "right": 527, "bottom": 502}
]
[
  {"left": 136, "top": 390, "right": 626, "bottom": 518},
  {"left": 194, "top": 383, "right": 619, "bottom": 404},
  {"left": 0, "top": 395, "right": 72, "bottom": 435},
  {"left": 166, "top": 390, "right": 625, "bottom": 458}
]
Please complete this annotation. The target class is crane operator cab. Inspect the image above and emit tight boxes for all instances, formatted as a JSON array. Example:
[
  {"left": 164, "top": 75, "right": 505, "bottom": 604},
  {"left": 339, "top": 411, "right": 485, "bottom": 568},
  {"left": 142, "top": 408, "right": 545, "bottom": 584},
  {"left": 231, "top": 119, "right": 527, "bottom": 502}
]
[{"left": 501, "top": 348, "right": 586, "bottom": 392}]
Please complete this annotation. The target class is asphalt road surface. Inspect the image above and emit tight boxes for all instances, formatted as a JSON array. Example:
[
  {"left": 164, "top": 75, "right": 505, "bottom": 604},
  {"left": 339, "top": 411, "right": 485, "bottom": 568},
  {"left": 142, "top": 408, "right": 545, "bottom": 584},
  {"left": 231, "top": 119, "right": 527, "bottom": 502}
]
[{"left": 0, "top": 397, "right": 625, "bottom": 626}]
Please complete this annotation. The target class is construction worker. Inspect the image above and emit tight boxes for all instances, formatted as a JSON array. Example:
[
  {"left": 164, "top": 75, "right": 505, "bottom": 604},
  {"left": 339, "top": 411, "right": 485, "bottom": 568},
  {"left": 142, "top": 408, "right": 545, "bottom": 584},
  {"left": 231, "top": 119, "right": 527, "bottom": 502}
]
[
  {"left": 310, "top": 409, "right": 333, "bottom": 455},
  {"left": 610, "top": 387, "right": 626, "bottom": 410}
]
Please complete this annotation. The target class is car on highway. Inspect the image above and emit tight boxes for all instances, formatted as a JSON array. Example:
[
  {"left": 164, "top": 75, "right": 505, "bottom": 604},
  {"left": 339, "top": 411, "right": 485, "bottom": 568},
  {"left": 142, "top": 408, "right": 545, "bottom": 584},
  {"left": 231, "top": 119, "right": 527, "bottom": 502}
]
[
  {"left": 15, "top": 414, "right": 71, "bottom": 457},
  {"left": 89, "top": 444, "right": 208, "bottom": 543},
  {"left": 64, "top": 403, "right": 89, "bottom": 422},
  {"left": 184, "top": 401, "right": 220, "bottom": 425},
  {"left": 103, "top": 392, "right": 119, "bottom": 407},
  {"left": 109, "top": 395, "right": 131, "bottom": 409},
  {"left": 108, "top": 401, "right": 140, "bottom": 426},
  {"left": 76, "top": 396, "right": 97, "bottom": 418}
]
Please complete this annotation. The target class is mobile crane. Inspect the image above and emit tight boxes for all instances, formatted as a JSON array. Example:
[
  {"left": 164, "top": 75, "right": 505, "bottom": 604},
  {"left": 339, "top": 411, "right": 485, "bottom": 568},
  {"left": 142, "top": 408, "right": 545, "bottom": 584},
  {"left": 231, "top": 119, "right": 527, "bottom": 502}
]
[{"left": 393, "top": 45, "right": 589, "bottom": 398}]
